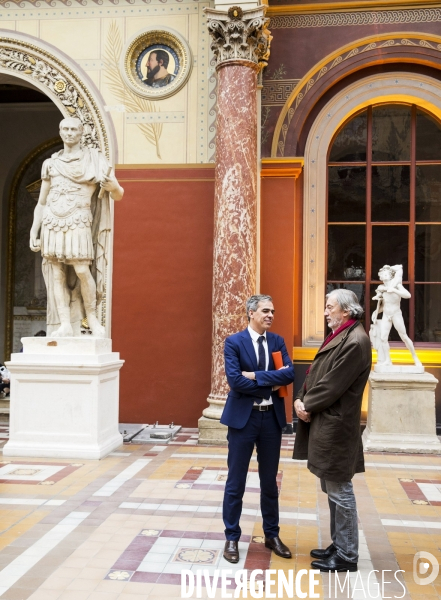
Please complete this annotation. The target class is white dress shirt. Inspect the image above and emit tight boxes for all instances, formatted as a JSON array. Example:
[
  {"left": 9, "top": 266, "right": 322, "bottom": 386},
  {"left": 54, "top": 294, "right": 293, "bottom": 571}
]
[{"left": 247, "top": 325, "right": 272, "bottom": 406}]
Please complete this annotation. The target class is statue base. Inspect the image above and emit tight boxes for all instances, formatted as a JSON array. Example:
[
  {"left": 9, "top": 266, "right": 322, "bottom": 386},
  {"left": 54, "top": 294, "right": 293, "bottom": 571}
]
[
  {"left": 374, "top": 364, "right": 424, "bottom": 374},
  {"left": 362, "top": 371, "right": 441, "bottom": 454},
  {"left": 198, "top": 416, "right": 228, "bottom": 446},
  {"left": 3, "top": 337, "right": 124, "bottom": 460}
]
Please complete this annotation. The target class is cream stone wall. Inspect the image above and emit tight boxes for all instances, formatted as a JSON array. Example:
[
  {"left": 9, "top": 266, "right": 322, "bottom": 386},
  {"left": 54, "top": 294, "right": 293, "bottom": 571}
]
[{"left": 0, "top": 0, "right": 216, "bottom": 164}]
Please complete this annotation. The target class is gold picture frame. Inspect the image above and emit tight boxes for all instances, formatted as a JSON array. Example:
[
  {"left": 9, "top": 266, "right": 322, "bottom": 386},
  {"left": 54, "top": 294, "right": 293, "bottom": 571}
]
[{"left": 121, "top": 27, "right": 192, "bottom": 100}]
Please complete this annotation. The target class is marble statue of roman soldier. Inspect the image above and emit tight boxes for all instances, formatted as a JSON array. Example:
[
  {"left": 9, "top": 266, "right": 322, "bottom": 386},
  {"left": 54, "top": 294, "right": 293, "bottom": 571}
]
[{"left": 30, "top": 117, "right": 124, "bottom": 338}]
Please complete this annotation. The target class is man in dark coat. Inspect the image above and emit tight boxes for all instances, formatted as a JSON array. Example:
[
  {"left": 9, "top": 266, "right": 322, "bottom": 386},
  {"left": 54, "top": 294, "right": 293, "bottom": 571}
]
[{"left": 293, "top": 289, "right": 372, "bottom": 572}]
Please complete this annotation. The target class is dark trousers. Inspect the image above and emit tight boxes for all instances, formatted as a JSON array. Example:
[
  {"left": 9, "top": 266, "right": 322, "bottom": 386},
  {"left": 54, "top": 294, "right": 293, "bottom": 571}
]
[{"left": 223, "top": 408, "right": 282, "bottom": 541}]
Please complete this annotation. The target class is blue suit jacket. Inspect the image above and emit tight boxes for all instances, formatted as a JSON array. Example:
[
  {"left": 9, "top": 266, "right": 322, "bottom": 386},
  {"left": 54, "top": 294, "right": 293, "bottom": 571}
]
[{"left": 220, "top": 328, "right": 295, "bottom": 430}]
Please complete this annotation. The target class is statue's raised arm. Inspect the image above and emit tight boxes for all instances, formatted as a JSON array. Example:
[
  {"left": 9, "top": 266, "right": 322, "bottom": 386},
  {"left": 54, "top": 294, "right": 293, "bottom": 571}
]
[
  {"left": 29, "top": 117, "right": 124, "bottom": 338},
  {"left": 384, "top": 264, "right": 410, "bottom": 298},
  {"left": 369, "top": 264, "right": 421, "bottom": 370}
]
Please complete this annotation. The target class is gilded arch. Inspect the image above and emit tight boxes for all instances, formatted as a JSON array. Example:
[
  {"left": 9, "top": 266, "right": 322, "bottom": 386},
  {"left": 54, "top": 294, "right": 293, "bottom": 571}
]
[
  {"left": 271, "top": 32, "right": 441, "bottom": 158},
  {"left": 0, "top": 31, "right": 115, "bottom": 160}
]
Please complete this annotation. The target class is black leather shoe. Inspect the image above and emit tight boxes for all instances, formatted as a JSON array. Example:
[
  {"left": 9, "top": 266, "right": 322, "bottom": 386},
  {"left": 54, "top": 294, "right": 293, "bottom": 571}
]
[
  {"left": 264, "top": 536, "right": 292, "bottom": 559},
  {"left": 310, "top": 543, "right": 336, "bottom": 559},
  {"left": 223, "top": 540, "right": 239, "bottom": 564},
  {"left": 311, "top": 553, "right": 357, "bottom": 572}
]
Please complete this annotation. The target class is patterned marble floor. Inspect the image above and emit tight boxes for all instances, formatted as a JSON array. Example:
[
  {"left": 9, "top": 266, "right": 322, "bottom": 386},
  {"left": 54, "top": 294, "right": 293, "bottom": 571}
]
[{"left": 0, "top": 429, "right": 440, "bottom": 599}]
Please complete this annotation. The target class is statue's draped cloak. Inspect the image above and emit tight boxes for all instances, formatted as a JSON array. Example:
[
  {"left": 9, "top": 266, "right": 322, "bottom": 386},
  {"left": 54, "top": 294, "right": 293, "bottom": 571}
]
[{"left": 41, "top": 148, "right": 111, "bottom": 329}]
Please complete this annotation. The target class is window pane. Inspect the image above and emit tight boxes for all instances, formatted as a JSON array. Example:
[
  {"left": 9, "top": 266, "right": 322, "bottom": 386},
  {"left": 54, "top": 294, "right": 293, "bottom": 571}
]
[
  {"left": 372, "top": 226, "right": 408, "bottom": 280},
  {"left": 329, "top": 110, "right": 367, "bottom": 162},
  {"left": 371, "top": 165, "right": 410, "bottom": 222},
  {"left": 369, "top": 283, "right": 410, "bottom": 343},
  {"left": 327, "top": 225, "right": 365, "bottom": 281},
  {"left": 328, "top": 166, "right": 366, "bottom": 222},
  {"left": 372, "top": 105, "right": 411, "bottom": 162},
  {"left": 415, "top": 284, "right": 441, "bottom": 342},
  {"left": 415, "top": 165, "right": 441, "bottom": 221},
  {"left": 416, "top": 109, "right": 441, "bottom": 161},
  {"left": 415, "top": 225, "right": 441, "bottom": 282}
]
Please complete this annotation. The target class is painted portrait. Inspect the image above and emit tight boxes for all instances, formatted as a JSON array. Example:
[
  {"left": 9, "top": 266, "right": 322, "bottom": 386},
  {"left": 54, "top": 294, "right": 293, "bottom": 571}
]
[
  {"left": 136, "top": 45, "right": 180, "bottom": 88},
  {"left": 124, "top": 28, "right": 192, "bottom": 100}
]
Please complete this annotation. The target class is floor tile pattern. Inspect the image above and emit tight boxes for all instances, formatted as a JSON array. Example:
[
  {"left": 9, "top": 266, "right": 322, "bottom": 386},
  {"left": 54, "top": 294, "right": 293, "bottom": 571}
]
[
  {"left": 174, "top": 465, "right": 283, "bottom": 494},
  {"left": 0, "top": 461, "right": 81, "bottom": 485},
  {"left": 0, "top": 432, "right": 439, "bottom": 600},
  {"left": 399, "top": 477, "right": 441, "bottom": 506},
  {"left": 105, "top": 529, "right": 252, "bottom": 585},
  {"left": 0, "top": 511, "right": 90, "bottom": 596},
  {"left": 168, "top": 429, "right": 199, "bottom": 446}
]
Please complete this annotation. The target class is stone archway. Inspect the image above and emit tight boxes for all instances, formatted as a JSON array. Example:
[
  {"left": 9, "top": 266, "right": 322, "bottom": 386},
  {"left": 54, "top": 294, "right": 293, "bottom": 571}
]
[
  {"left": 0, "top": 31, "right": 118, "bottom": 335},
  {"left": 4, "top": 137, "right": 63, "bottom": 359},
  {"left": 0, "top": 31, "right": 115, "bottom": 159}
]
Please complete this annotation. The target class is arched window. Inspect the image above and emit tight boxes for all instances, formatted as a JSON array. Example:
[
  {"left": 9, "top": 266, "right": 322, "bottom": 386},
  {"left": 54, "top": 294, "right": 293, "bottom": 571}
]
[{"left": 327, "top": 104, "right": 441, "bottom": 343}]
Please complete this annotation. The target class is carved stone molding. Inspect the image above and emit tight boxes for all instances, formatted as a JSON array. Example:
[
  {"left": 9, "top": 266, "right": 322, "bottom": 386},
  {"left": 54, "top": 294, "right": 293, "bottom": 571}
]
[
  {"left": 205, "top": 6, "right": 272, "bottom": 69},
  {"left": 0, "top": 37, "right": 110, "bottom": 157},
  {"left": 272, "top": 34, "right": 441, "bottom": 157},
  {"left": 270, "top": 8, "right": 441, "bottom": 30},
  {"left": 0, "top": 0, "right": 184, "bottom": 6}
]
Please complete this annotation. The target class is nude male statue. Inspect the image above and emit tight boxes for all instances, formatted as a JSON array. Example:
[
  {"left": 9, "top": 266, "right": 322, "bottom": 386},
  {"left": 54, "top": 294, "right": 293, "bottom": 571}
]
[
  {"left": 30, "top": 117, "right": 124, "bottom": 338},
  {"left": 370, "top": 264, "right": 421, "bottom": 367}
]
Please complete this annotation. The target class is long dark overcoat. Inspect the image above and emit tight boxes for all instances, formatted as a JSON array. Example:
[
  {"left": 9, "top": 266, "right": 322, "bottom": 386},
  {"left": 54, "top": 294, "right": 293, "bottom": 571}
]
[{"left": 293, "top": 322, "right": 372, "bottom": 482}]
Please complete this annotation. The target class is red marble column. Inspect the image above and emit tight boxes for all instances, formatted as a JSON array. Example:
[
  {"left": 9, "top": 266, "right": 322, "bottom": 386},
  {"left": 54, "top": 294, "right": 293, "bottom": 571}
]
[
  {"left": 202, "top": 60, "right": 259, "bottom": 422},
  {"left": 198, "top": 7, "right": 271, "bottom": 441}
]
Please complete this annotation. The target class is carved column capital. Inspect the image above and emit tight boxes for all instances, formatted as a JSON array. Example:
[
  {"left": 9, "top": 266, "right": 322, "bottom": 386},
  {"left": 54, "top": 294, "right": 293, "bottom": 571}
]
[{"left": 205, "top": 5, "right": 272, "bottom": 70}]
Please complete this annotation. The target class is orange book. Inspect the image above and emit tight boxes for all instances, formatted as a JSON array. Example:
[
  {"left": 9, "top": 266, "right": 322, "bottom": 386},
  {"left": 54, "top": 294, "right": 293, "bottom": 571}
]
[{"left": 272, "top": 351, "right": 289, "bottom": 397}]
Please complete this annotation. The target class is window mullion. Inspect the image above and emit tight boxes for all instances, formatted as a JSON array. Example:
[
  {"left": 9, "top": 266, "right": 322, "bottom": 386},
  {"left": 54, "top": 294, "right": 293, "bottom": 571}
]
[
  {"left": 409, "top": 105, "right": 416, "bottom": 340},
  {"left": 365, "top": 106, "right": 372, "bottom": 334}
]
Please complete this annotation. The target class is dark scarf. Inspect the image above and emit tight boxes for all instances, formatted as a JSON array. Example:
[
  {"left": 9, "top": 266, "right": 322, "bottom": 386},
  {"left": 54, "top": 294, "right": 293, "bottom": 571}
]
[{"left": 304, "top": 319, "right": 358, "bottom": 382}]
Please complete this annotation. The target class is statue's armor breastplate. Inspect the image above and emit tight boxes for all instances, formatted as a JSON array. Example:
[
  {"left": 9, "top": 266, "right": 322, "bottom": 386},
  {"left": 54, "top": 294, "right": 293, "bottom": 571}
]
[{"left": 43, "top": 174, "right": 95, "bottom": 231}]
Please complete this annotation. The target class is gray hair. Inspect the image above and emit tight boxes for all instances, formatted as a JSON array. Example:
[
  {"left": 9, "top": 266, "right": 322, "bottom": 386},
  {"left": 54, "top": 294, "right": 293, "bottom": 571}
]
[
  {"left": 326, "top": 289, "right": 363, "bottom": 320},
  {"left": 246, "top": 294, "right": 273, "bottom": 321}
]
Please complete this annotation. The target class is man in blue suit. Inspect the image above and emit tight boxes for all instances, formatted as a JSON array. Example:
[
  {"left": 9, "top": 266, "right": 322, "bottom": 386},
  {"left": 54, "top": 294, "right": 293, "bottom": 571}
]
[{"left": 221, "top": 294, "right": 295, "bottom": 563}]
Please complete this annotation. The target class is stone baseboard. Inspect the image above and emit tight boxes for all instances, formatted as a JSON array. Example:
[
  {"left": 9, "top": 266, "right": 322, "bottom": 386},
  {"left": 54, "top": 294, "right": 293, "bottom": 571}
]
[
  {"left": 362, "top": 427, "right": 441, "bottom": 454},
  {"left": 198, "top": 416, "right": 228, "bottom": 446}
]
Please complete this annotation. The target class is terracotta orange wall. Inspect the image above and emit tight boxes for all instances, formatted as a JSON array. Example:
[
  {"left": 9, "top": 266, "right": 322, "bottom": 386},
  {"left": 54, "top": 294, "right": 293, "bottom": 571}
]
[
  {"left": 112, "top": 166, "right": 215, "bottom": 427},
  {"left": 260, "top": 167, "right": 303, "bottom": 421}
]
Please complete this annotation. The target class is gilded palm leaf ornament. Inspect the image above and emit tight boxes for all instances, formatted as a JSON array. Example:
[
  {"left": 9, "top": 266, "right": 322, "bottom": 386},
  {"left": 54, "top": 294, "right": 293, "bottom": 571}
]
[{"left": 104, "top": 22, "right": 163, "bottom": 159}]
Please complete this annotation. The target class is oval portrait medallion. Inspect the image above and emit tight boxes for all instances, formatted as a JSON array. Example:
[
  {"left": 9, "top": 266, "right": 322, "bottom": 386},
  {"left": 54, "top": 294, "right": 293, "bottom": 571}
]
[{"left": 122, "top": 27, "right": 192, "bottom": 100}]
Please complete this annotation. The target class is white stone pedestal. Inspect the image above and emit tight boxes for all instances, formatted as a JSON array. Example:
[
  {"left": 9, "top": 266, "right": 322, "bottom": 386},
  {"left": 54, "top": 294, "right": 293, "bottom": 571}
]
[
  {"left": 362, "top": 371, "right": 441, "bottom": 454},
  {"left": 374, "top": 364, "right": 425, "bottom": 374},
  {"left": 3, "top": 337, "right": 124, "bottom": 460}
]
